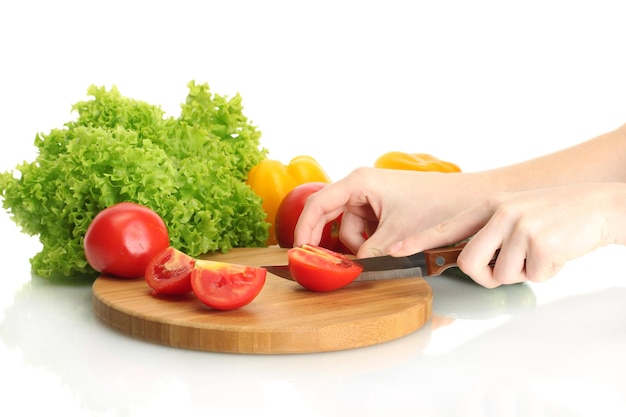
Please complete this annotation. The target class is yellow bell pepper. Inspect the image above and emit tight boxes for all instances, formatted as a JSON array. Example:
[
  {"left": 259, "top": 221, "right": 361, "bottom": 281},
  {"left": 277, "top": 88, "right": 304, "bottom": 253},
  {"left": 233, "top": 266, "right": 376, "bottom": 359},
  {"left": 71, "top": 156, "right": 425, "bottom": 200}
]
[
  {"left": 374, "top": 152, "right": 461, "bottom": 173},
  {"left": 246, "top": 156, "right": 331, "bottom": 245},
  {"left": 285, "top": 155, "right": 333, "bottom": 184}
]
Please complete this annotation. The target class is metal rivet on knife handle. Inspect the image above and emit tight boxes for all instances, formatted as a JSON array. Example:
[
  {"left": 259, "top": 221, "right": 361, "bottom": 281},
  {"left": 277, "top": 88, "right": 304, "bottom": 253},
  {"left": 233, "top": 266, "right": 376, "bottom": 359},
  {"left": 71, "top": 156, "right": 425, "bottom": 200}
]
[
  {"left": 424, "top": 246, "right": 464, "bottom": 276},
  {"left": 424, "top": 243, "right": 500, "bottom": 276}
]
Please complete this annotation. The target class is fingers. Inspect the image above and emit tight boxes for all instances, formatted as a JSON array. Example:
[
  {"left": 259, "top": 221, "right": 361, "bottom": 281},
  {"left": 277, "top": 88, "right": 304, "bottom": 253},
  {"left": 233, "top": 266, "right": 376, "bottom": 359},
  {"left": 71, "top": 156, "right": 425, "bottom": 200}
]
[
  {"left": 387, "top": 197, "right": 498, "bottom": 257},
  {"left": 518, "top": 232, "right": 564, "bottom": 283},
  {"left": 337, "top": 211, "right": 368, "bottom": 255},
  {"left": 297, "top": 175, "right": 618, "bottom": 289},
  {"left": 357, "top": 229, "right": 399, "bottom": 258},
  {"left": 459, "top": 222, "right": 524, "bottom": 288},
  {"left": 293, "top": 182, "right": 350, "bottom": 247},
  {"left": 465, "top": 226, "right": 564, "bottom": 287},
  {"left": 386, "top": 192, "right": 554, "bottom": 288},
  {"left": 470, "top": 203, "right": 564, "bottom": 286},
  {"left": 294, "top": 167, "right": 379, "bottom": 248}
]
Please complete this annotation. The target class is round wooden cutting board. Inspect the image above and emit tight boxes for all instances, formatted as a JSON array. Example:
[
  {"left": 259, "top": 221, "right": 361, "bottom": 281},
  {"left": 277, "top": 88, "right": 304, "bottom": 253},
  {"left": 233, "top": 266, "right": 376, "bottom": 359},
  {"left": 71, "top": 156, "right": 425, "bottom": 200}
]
[{"left": 92, "top": 247, "right": 432, "bottom": 354}]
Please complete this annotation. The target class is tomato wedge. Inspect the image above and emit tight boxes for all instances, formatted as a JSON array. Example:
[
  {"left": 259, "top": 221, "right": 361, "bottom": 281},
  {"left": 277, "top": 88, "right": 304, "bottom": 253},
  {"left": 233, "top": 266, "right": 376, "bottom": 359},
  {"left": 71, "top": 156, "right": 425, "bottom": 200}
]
[
  {"left": 287, "top": 244, "right": 363, "bottom": 292},
  {"left": 191, "top": 260, "right": 266, "bottom": 310},
  {"left": 145, "top": 246, "right": 196, "bottom": 295}
]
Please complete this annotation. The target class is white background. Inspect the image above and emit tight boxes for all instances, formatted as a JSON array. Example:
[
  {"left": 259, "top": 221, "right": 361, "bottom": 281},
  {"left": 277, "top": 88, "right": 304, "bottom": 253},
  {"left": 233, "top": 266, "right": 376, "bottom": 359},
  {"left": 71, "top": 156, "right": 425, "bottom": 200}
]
[
  {"left": 2, "top": 1, "right": 626, "bottom": 416},
  {"left": 2, "top": 0, "right": 625, "bottom": 180}
]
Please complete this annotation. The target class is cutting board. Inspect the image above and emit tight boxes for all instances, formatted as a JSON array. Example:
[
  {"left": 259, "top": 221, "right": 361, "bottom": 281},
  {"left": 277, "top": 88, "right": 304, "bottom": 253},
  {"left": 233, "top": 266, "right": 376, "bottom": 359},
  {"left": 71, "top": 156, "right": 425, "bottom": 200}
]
[{"left": 92, "top": 247, "right": 432, "bottom": 354}]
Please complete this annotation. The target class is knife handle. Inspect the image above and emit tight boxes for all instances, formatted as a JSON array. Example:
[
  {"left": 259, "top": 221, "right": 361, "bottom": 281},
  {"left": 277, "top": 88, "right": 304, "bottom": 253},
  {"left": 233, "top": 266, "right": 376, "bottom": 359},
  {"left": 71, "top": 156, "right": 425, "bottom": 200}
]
[{"left": 423, "top": 242, "right": 499, "bottom": 276}]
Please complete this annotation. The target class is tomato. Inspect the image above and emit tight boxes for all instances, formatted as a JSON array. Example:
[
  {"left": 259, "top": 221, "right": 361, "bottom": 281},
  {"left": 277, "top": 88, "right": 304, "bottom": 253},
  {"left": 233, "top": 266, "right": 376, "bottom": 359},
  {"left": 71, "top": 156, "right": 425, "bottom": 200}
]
[
  {"left": 246, "top": 156, "right": 331, "bottom": 245},
  {"left": 287, "top": 244, "right": 363, "bottom": 292},
  {"left": 191, "top": 260, "right": 267, "bottom": 310},
  {"left": 145, "top": 247, "right": 196, "bottom": 295},
  {"left": 84, "top": 202, "right": 170, "bottom": 278},
  {"left": 275, "top": 182, "right": 341, "bottom": 250}
]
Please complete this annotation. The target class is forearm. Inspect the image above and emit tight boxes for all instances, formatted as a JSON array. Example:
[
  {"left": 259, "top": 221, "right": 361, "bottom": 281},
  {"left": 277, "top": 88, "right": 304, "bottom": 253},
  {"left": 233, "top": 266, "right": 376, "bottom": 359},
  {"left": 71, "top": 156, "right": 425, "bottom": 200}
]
[
  {"left": 296, "top": 124, "right": 626, "bottom": 255},
  {"left": 432, "top": 124, "right": 626, "bottom": 225},
  {"left": 478, "top": 123, "right": 626, "bottom": 192}
]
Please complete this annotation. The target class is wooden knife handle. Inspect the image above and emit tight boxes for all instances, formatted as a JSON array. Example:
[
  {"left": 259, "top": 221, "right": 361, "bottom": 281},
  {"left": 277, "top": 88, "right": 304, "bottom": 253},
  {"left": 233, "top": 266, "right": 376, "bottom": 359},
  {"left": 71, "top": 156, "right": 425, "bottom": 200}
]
[{"left": 423, "top": 242, "right": 499, "bottom": 276}]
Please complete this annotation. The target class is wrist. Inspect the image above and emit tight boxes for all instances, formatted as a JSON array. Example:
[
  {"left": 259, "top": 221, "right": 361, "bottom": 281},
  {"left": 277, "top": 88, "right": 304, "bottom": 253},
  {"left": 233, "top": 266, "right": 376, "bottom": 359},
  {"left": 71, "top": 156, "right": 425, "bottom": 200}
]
[{"left": 607, "top": 182, "right": 626, "bottom": 246}]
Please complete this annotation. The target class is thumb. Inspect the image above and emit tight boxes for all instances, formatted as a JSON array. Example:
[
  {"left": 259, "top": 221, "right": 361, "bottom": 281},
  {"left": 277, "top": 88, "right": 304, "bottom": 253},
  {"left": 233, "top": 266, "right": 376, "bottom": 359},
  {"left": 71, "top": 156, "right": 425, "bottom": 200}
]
[
  {"left": 387, "top": 206, "right": 489, "bottom": 257},
  {"left": 355, "top": 230, "right": 396, "bottom": 258}
]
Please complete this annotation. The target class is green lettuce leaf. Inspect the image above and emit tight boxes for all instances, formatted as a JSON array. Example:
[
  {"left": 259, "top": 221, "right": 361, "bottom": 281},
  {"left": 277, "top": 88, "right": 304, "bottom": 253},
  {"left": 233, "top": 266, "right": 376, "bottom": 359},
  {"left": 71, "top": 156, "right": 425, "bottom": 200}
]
[{"left": 0, "top": 81, "right": 269, "bottom": 279}]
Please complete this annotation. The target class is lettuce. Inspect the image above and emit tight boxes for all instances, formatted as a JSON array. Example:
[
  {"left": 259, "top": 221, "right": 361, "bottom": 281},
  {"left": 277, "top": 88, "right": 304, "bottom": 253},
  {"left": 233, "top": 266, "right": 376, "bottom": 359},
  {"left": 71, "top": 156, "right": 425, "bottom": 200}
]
[{"left": 0, "top": 81, "right": 269, "bottom": 279}]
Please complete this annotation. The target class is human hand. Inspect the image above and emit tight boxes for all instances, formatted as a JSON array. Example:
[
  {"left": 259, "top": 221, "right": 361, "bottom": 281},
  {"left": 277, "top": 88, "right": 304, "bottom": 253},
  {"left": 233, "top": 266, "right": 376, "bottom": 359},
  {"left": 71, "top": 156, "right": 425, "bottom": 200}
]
[
  {"left": 388, "top": 183, "right": 626, "bottom": 287},
  {"left": 294, "top": 167, "right": 471, "bottom": 257}
]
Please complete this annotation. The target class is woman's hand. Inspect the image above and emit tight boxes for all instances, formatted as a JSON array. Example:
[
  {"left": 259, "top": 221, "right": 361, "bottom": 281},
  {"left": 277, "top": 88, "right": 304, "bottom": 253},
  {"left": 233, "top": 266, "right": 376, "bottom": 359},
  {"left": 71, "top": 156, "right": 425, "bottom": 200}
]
[
  {"left": 388, "top": 182, "right": 626, "bottom": 287},
  {"left": 294, "top": 167, "right": 480, "bottom": 258},
  {"left": 295, "top": 126, "right": 626, "bottom": 288}
]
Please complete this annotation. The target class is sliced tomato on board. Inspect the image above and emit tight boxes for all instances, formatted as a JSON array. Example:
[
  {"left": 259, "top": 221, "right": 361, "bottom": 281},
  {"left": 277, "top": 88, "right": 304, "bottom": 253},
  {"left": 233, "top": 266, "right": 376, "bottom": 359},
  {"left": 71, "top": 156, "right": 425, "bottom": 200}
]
[
  {"left": 145, "top": 246, "right": 196, "bottom": 295},
  {"left": 191, "top": 260, "right": 267, "bottom": 310},
  {"left": 287, "top": 244, "right": 363, "bottom": 292}
]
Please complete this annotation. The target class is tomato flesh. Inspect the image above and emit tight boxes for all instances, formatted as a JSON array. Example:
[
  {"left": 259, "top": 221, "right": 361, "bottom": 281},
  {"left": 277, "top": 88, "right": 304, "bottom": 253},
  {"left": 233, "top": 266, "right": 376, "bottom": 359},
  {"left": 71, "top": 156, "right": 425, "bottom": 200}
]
[
  {"left": 191, "top": 260, "right": 266, "bottom": 310},
  {"left": 84, "top": 202, "right": 170, "bottom": 278},
  {"left": 287, "top": 245, "right": 363, "bottom": 292},
  {"left": 145, "top": 247, "right": 196, "bottom": 295}
]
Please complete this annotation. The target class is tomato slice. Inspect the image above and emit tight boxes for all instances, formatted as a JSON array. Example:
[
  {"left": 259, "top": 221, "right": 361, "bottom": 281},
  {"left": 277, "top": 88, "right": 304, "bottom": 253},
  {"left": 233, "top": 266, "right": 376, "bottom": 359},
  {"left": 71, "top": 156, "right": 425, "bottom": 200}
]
[
  {"left": 287, "top": 244, "right": 363, "bottom": 292},
  {"left": 145, "top": 247, "right": 196, "bottom": 295},
  {"left": 191, "top": 260, "right": 267, "bottom": 310}
]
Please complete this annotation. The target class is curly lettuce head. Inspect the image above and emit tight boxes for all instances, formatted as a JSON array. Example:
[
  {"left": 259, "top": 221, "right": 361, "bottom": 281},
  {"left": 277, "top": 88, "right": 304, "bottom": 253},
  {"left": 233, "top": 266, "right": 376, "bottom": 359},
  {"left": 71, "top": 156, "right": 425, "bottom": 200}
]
[{"left": 0, "top": 81, "right": 268, "bottom": 278}]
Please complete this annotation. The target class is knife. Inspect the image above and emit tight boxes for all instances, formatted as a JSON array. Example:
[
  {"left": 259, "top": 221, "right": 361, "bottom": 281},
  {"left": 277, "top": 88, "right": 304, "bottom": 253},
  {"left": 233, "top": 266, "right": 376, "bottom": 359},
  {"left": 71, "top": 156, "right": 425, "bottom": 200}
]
[{"left": 264, "top": 242, "right": 498, "bottom": 282}]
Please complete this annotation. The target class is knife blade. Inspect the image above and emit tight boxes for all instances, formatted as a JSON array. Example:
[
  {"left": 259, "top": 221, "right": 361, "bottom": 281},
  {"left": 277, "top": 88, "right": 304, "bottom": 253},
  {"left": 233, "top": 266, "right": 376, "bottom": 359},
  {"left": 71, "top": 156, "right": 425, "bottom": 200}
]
[{"left": 264, "top": 242, "right": 496, "bottom": 282}]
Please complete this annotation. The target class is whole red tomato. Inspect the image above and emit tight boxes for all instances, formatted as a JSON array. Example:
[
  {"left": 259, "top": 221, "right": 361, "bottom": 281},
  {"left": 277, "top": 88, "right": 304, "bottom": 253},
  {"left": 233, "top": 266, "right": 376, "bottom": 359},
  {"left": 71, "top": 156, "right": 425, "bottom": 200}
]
[
  {"left": 84, "top": 202, "right": 170, "bottom": 278},
  {"left": 275, "top": 182, "right": 342, "bottom": 251}
]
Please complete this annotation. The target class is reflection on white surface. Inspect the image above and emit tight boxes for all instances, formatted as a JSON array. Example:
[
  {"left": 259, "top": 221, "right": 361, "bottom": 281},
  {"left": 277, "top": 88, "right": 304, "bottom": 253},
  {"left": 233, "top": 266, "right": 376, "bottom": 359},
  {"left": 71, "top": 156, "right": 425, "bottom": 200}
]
[
  {"left": 0, "top": 270, "right": 432, "bottom": 415},
  {"left": 424, "top": 271, "right": 537, "bottom": 353},
  {"left": 2, "top": 246, "right": 626, "bottom": 416},
  {"left": 1, "top": 207, "right": 626, "bottom": 417}
]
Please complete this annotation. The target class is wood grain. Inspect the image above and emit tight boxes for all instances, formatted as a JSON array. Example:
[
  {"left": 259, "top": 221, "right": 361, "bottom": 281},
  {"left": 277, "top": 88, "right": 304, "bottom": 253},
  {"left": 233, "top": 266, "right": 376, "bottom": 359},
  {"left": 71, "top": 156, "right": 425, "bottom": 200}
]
[{"left": 92, "top": 247, "right": 432, "bottom": 354}]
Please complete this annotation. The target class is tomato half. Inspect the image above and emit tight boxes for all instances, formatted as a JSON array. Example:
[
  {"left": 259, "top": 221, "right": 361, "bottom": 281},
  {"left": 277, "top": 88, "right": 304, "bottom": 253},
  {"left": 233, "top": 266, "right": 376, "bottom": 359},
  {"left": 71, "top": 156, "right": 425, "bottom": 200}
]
[
  {"left": 191, "top": 260, "right": 267, "bottom": 310},
  {"left": 275, "top": 182, "right": 341, "bottom": 250},
  {"left": 84, "top": 202, "right": 170, "bottom": 278},
  {"left": 145, "top": 247, "right": 196, "bottom": 295},
  {"left": 287, "top": 244, "right": 363, "bottom": 292}
]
